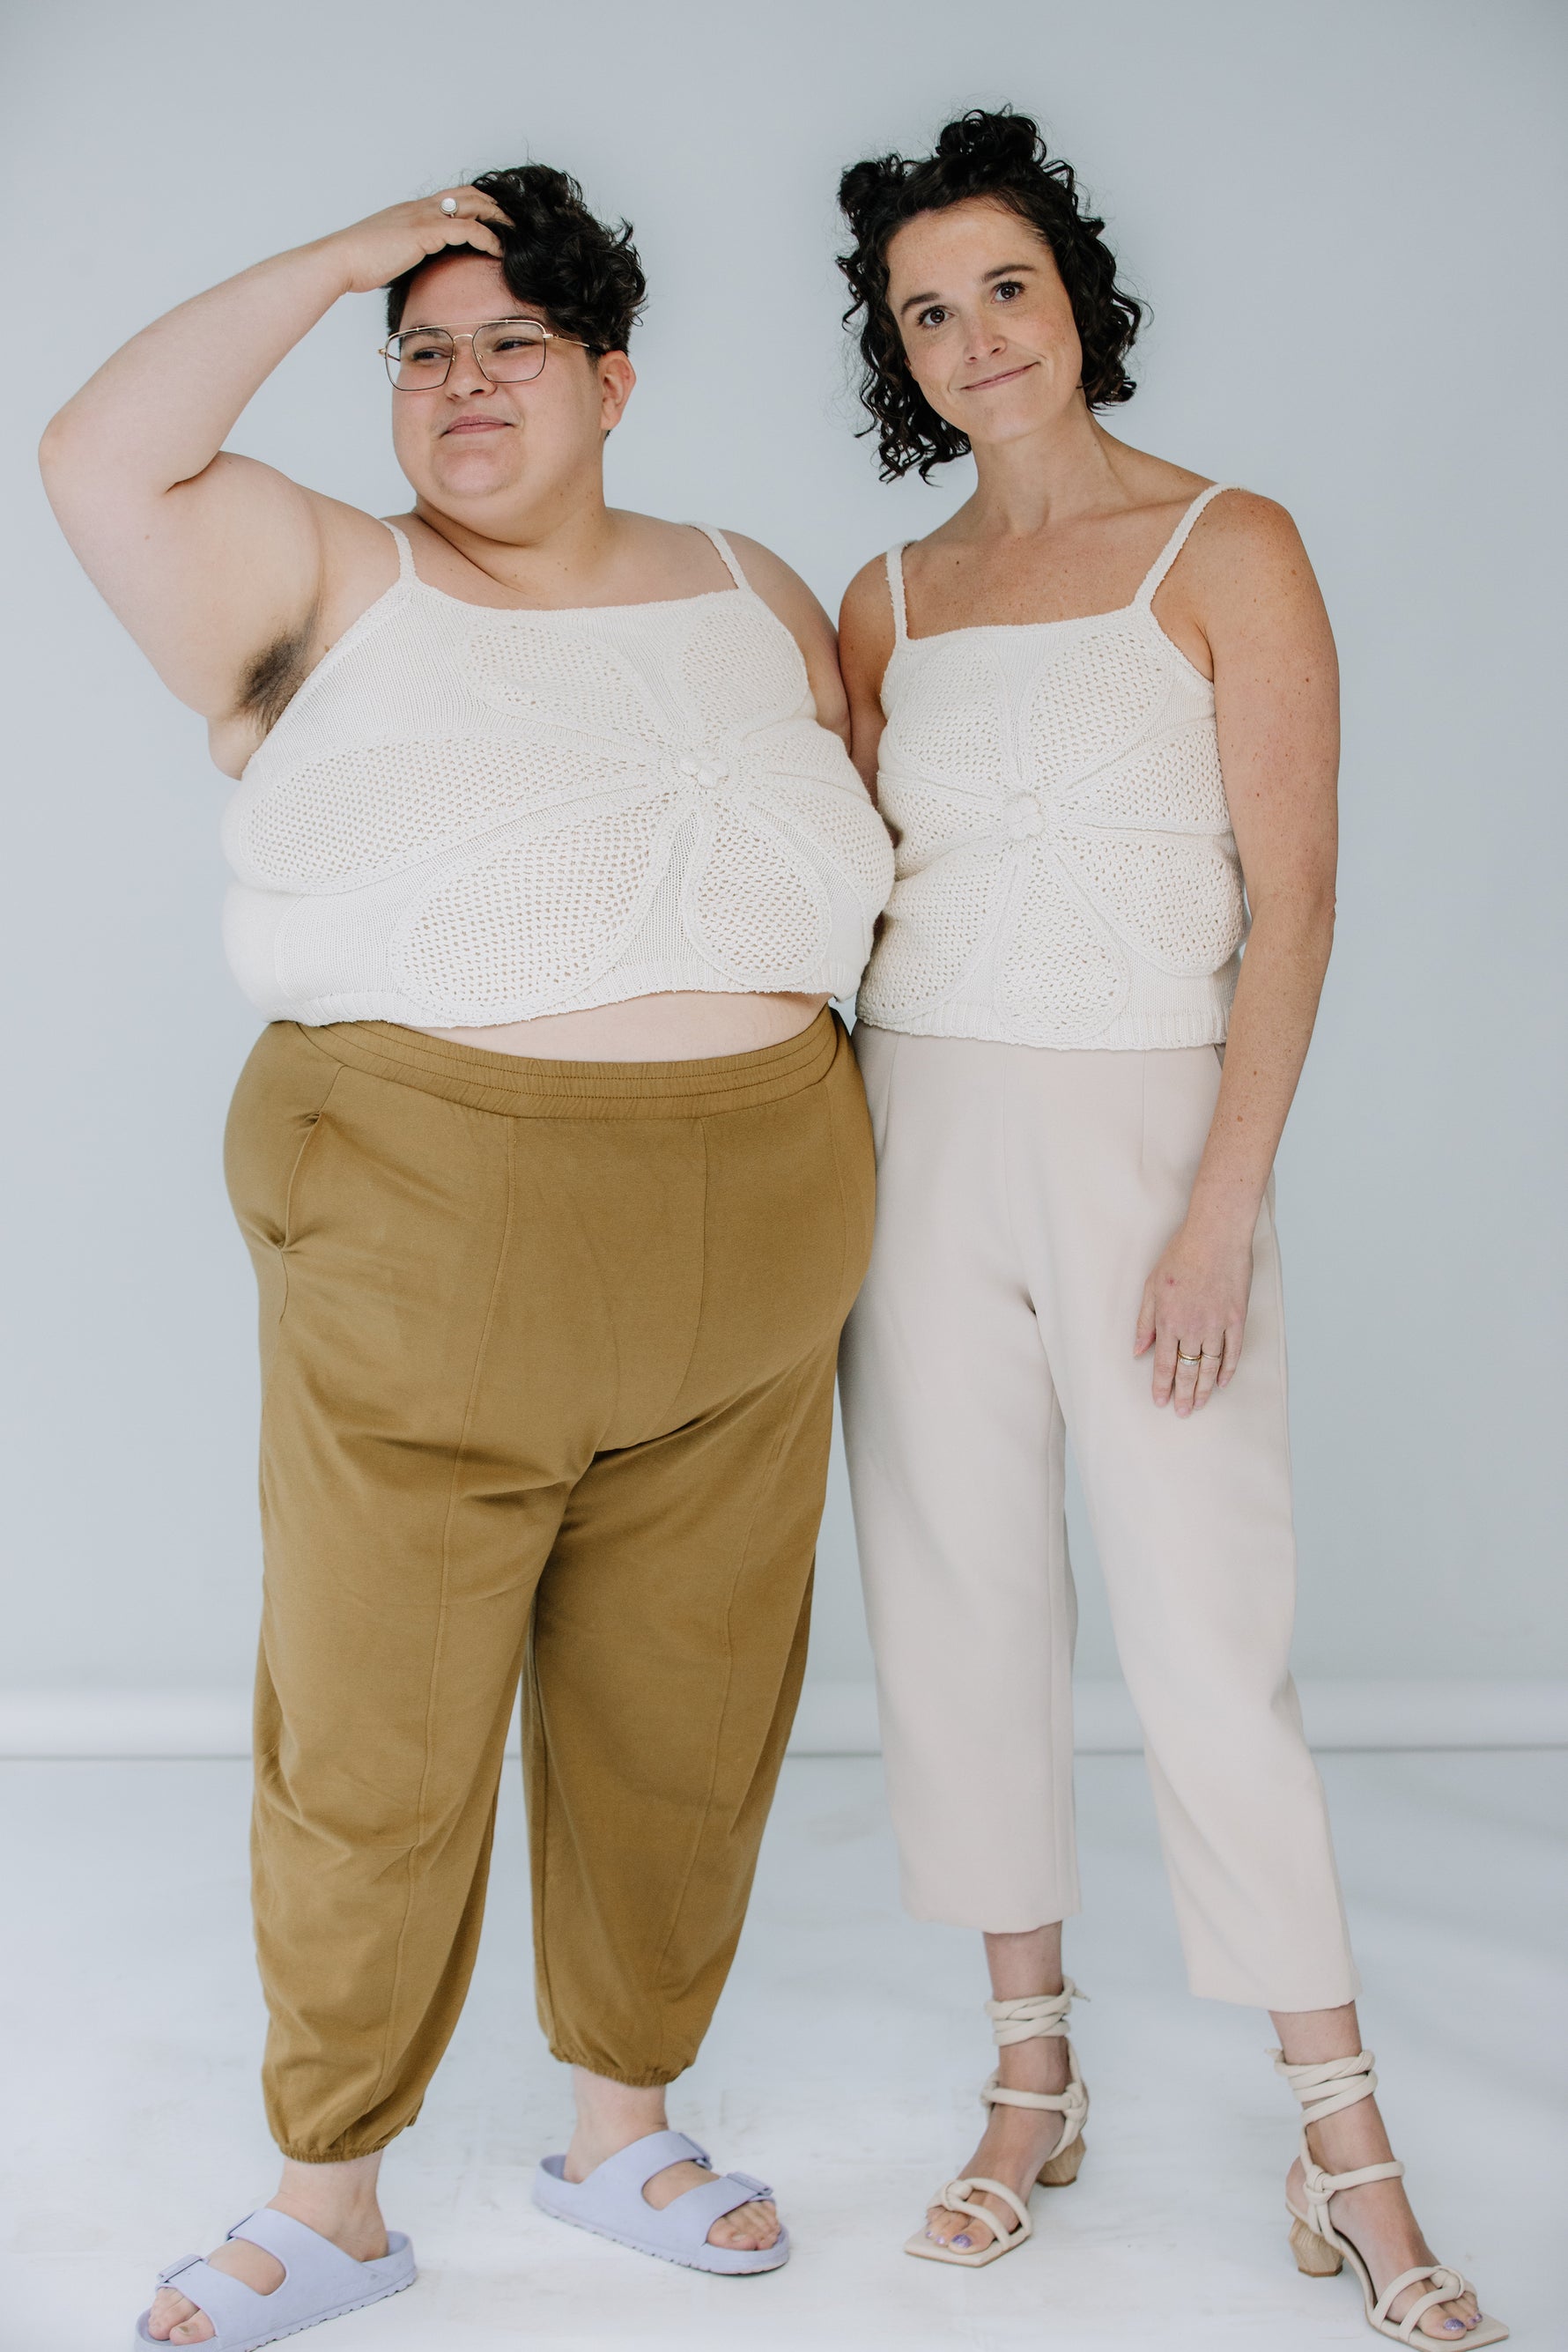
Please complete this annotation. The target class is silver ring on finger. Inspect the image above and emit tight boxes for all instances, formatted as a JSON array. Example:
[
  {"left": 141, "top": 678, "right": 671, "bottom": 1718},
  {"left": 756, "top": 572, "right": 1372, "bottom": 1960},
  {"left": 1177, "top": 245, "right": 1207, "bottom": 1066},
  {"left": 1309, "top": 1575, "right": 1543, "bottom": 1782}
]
[{"left": 440, "top": 196, "right": 460, "bottom": 216}]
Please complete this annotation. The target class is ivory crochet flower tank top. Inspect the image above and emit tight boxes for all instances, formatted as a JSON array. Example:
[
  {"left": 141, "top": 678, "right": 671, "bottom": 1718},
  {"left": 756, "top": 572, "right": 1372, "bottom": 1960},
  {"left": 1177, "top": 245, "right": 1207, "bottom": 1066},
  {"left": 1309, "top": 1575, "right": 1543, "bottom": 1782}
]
[
  {"left": 857, "top": 484, "right": 1246, "bottom": 1050},
  {"left": 221, "top": 525, "right": 893, "bottom": 1026}
]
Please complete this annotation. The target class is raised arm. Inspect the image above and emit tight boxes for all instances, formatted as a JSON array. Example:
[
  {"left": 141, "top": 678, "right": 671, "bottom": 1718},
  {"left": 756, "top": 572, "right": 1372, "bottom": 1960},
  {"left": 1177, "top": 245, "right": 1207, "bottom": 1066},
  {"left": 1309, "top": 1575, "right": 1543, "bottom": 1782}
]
[
  {"left": 37, "top": 189, "right": 507, "bottom": 750},
  {"left": 837, "top": 556, "right": 897, "bottom": 800},
  {"left": 1135, "top": 491, "right": 1340, "bottom": 1412}
]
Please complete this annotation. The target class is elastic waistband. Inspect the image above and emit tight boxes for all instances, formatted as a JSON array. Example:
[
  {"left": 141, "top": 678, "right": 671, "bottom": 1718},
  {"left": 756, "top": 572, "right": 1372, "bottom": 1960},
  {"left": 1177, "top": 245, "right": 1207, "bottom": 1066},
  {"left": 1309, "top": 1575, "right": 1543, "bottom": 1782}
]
[{"left": 295, "top": 1009, "right": 844, "bottom": 1119}]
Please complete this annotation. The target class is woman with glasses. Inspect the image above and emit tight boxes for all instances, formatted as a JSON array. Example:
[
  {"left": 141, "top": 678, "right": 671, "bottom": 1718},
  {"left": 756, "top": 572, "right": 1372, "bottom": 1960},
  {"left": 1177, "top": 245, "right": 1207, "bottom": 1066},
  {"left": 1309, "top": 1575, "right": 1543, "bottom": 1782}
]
[
  {"left": 832, "top": 109, "right": 1504, "bottom": 2344},
  {"left": 41, "top": 163, "right": 890, "bottom": 2346}
]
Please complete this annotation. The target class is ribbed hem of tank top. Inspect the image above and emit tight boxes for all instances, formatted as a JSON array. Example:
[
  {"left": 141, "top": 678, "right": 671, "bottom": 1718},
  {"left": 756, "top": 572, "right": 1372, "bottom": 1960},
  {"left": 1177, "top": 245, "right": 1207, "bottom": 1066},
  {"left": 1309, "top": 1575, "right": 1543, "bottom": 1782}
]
[
  {"left": 291, "top": 1007, "right": 840, "bottom": 1116},
  {"left": 853, "top": 1002, "right": 1231, "bottom": 1051}
]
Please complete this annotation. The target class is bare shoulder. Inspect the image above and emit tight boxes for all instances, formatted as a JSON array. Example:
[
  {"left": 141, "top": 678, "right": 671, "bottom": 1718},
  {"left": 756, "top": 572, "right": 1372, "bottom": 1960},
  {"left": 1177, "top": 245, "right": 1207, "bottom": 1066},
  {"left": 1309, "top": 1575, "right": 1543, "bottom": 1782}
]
[
  {"left": 719, "top": 529, "right": 835, "bottom": 647},
  {"left": 841, "top": 551, "right": 895, "bottom": 629},
  {"left": 840, "top": 551, "right": 898, "bottom": 664},
  {"left": 1161, "top": 487, "right": 1328, "bottom": 651},
  {"left": 1187, "top": 488, "right": 1317, "bottom": 587}
]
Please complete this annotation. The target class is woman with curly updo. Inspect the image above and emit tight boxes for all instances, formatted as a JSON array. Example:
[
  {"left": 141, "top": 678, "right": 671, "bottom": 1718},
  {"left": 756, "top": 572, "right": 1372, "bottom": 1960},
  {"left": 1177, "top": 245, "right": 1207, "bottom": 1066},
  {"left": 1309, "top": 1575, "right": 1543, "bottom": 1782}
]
[
  {"left": 42, "top": 162, "right": 890, "bottom": 2342},
  {"left": 834, "top": 108, "right": 1503, "bottom": 2341}
]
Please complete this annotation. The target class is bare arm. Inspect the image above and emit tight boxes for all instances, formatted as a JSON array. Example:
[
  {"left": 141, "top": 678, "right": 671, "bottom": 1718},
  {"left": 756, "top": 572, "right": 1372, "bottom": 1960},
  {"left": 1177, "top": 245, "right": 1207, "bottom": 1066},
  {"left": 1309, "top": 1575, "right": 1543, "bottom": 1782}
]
[
  {"left": 724, "top": 531, "right": 853, "bottom": 753},
  {"left": 1135, "top": 493, "right": 1340, "bottom": 1413},
  {"left": 837, "top": 556, "right": 897, "bottom": 799},
  {"left": 37, "top": 189, "right": 507, "bottom": 729}
]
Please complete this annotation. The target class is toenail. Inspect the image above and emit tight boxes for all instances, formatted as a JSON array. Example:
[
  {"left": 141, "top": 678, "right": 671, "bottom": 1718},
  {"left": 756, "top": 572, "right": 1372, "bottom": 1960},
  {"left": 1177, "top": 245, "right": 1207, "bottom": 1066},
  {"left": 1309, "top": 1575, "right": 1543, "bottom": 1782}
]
[{"left": 951, "top": 2233, "right": 973, "bottom": 2248}]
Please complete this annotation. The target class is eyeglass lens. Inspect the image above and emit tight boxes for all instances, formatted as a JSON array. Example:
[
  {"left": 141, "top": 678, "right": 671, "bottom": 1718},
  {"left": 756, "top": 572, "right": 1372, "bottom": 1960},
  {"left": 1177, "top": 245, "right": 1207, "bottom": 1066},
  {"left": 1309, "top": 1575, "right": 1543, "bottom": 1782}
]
[{"left": 385, "top": 322, "right": 549, "bottom": 388}]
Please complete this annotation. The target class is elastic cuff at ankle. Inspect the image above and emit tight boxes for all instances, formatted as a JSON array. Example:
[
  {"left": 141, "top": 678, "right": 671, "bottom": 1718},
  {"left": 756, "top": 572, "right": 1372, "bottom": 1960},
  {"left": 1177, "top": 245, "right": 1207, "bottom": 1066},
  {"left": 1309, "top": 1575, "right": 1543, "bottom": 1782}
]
[
  {"left": 548, "top": 2041, "right": 685, "bottom": 2089},
  {"left": 274, "top": 2128, "right": 405, "bottom": 2163}
]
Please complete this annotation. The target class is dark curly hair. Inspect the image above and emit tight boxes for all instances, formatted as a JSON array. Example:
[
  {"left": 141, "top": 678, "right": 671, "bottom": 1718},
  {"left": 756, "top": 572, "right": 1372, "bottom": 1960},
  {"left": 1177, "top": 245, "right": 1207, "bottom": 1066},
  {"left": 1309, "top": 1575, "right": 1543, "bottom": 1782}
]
[
  {"left": 838, "top": 107, "right": 1143, "bottom": 480},
  {"left": 386, "top": 162, "right": 646, "bottom": 358}
]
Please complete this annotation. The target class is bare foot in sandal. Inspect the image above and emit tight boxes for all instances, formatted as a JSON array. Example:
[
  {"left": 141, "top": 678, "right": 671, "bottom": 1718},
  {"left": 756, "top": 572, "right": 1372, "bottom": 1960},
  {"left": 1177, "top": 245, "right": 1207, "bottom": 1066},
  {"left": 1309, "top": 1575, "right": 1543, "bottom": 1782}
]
[
  {"left": 144, "top": 2155, "right": 389, "bottom": 2345},
  {"left": 909, "top": 1976, "right": 1088, "bottom": 2267}
]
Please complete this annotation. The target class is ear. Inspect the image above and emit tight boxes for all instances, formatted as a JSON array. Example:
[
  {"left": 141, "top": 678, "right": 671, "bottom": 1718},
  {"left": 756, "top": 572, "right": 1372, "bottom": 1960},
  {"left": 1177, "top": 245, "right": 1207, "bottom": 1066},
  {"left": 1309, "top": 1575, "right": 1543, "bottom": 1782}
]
[{"left": 596, "top": 351, "right": 636, "bottom": 433}]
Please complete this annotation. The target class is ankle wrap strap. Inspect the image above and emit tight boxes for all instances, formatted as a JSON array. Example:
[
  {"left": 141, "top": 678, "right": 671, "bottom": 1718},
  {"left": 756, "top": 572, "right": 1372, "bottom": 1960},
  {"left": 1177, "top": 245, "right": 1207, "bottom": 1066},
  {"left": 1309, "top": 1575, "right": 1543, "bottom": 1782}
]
[
  {"left": 982, "top": 2046, "right": 1090, "bottom": 2140},
  {"left": 1272, "top": 2046, "right": 1378, "bottom": 2127},
  {"left": 987, "top": 1978, "right": 1085, "bottom": 2047}
]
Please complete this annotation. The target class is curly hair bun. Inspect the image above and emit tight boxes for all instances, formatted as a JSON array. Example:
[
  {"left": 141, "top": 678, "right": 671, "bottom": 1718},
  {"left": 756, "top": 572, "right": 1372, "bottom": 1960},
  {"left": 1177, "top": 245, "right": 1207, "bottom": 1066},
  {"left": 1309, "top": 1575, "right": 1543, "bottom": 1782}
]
[
  {"left": 933, "top": 107, "right": 1046, "bottom": 168},
  {"left": 836, "top": 155, "right": 897, "bottom": 232}
]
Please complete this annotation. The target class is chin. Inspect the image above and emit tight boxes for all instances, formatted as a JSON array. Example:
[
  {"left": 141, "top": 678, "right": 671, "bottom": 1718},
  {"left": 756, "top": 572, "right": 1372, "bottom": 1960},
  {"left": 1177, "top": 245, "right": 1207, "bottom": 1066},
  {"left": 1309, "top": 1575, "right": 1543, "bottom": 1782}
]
[
  {"left": 430, "top": 442, "right": 516, "bottom": 482},
  {"left": 962, "top": 404, "right": 1054, "bottom": 448}
]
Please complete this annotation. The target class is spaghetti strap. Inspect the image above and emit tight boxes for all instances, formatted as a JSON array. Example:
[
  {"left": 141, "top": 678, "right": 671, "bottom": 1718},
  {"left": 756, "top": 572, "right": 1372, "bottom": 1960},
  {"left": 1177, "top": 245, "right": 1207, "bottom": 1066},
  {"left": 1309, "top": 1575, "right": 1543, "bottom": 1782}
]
[
  {"left": 693, "top": 525, "right": 750, "bottom": 591},
  {"left": 885, "top": 544, "right": 910, "bottom": 646},
  {"left": 1134, "top": 484, "right": 1233, "bottom": 608},
  {"left": 382, "top": 521, "right": 418, "bottom": 583}
]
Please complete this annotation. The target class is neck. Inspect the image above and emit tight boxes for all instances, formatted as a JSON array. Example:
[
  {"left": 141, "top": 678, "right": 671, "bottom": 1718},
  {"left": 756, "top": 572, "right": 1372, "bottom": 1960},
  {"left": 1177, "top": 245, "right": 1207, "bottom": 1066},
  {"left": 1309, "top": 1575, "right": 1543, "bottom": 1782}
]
[
  {"left": 964, "top": 403, "right": 1136, "bottom": 538},
  {"left": 413, "top": 470, "right": 618, "bottom": 590}
]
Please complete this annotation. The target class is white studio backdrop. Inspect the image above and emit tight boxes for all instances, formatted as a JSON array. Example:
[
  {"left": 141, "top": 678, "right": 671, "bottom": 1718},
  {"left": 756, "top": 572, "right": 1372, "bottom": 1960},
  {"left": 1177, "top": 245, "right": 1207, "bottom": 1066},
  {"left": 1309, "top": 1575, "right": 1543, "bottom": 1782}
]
[{"left": 2, "top": 0, "right": 1564, "bottom": 1724}]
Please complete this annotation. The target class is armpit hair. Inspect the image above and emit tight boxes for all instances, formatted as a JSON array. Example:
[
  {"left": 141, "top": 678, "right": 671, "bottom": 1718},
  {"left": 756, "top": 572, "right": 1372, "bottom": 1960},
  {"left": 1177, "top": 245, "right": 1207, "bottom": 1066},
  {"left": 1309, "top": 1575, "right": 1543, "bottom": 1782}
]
[{"left": 238, "top": 608, "right": 319, "bottom": 737}]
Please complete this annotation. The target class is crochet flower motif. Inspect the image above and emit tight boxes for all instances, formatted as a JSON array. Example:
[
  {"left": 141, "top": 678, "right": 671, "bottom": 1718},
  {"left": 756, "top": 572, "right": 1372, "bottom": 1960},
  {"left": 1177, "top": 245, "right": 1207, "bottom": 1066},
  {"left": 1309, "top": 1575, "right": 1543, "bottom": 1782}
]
[
  {"left": 238, "top": 595, "right": 890, "bottom": 1020},
  {"left": 862, "top": 620, "right": 1246, "bottom": 1045}
]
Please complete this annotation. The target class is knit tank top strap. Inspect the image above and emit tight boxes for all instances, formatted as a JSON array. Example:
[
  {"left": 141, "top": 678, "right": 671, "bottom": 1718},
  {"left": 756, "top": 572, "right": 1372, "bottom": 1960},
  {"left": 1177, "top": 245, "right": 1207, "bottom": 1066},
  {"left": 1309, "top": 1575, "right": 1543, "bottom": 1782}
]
[
  {"left": 381, "top": 521, "right": 418, "bottom": 582},
  {"left": 884, "top": 543, "right": 910, "bottom": 646},
  {"left": 1133, "top": 484, "right": 1233, "bottom": 609},
  {"left": 692, "top": 523, "right": 749, "bottom": 590}
]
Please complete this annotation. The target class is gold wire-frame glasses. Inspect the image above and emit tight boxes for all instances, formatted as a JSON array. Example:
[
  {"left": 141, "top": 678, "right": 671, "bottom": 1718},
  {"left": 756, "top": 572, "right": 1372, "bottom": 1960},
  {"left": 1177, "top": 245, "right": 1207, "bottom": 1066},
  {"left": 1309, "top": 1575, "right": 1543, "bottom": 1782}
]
[{"left": 379, "top": 318, "right": 588, "bottom": 389}]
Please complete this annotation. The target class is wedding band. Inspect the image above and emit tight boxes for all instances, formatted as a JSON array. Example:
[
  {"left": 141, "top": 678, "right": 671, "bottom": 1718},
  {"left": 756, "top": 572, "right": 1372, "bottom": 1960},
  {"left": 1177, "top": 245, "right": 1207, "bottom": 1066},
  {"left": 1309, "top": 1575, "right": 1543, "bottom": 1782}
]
[
  {"left": 1176, "top": 1348, "right": 1203, "bottom": 1365},
  {"left": 440, "top": 196, "right": 460, "bottom": 216}
]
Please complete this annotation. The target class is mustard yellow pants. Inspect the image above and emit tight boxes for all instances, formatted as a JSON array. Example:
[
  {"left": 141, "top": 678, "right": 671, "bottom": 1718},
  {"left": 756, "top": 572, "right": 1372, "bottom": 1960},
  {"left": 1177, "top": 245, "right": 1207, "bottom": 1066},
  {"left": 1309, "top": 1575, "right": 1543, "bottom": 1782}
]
[{"left": 225, "top": 1011, "right": 872, "bottom": 2163}]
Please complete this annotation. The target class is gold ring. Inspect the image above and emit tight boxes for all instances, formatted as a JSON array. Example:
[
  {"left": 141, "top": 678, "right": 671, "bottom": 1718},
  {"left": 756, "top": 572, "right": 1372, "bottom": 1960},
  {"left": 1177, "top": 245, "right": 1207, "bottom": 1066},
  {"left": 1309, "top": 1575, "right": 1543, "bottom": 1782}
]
[{"left": 1176, "top": 1348, "right": 1203, "bottom": 1365}]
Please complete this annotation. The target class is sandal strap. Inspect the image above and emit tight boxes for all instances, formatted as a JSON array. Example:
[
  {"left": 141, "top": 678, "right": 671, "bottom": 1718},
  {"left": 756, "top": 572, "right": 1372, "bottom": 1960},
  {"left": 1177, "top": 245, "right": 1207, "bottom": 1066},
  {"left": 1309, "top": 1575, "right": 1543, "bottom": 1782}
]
[
  {"left": 982, "top": 2079, "right": 1083, "bottom": 2114},
  {"left": 986, "top": 1978, "right": 1085, "bottom": 2046},
  {"left": 1304, "top": 2156, "right": 1405, "bottom": 2198},
  {"left": 981, "top": 2043, "right": 1089, "bottom": 2150},
  {"left": 934, "top": 2174, "right": 1032, "bottom": 2242},
  {"left": 1372, "top": 2264, "right": 1468, "bottom": 2335},
  {"left": 1271, "top": 2046, "right": 1379, "bottom": 2126}
]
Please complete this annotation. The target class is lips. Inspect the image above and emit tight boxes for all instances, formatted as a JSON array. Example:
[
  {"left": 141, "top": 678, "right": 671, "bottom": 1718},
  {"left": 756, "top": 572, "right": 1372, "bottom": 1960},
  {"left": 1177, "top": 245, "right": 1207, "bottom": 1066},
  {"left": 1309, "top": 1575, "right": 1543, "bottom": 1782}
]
[
  {"left": 442, "top": 416, "right": 511, "bottom": 435},
  {"left": 962, "top": 361, "right": 1038, "bottom": 392}
]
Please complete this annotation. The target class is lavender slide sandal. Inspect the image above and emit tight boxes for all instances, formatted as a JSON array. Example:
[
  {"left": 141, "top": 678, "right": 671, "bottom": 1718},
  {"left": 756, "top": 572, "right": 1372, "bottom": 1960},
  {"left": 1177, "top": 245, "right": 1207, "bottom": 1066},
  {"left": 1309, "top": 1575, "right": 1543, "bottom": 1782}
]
[
  {"left": 533, "top": 2127, "right": 790, "bottom": 2274},
  {"left": 132, "top": 2206, "right": 416, "bottom": 2349}
]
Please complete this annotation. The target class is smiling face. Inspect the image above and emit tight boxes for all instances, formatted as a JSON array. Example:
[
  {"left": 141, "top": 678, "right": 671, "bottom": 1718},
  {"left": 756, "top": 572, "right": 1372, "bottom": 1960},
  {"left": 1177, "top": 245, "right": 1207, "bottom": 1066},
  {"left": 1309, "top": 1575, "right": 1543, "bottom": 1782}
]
[
  {"left": 388, "top": 251, "right": 634, "bottom": 529},
  {"left": 885, "top": 196, "right": 1084, "bottom": 455}
]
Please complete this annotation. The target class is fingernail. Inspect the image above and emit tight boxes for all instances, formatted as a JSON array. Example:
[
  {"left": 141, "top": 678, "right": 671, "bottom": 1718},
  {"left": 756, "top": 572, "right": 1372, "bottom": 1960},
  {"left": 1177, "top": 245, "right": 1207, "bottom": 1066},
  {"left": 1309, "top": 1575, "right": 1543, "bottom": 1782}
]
[{"left": 951, "top": 2233, "right": 973, "bottom": 2248}]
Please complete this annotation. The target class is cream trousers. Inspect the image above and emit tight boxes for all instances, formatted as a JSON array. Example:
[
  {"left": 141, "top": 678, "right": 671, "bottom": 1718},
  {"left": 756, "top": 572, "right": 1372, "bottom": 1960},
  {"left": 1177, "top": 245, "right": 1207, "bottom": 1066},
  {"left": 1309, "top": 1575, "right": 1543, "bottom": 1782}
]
[{"left": 838, "top": 1027, "right": 1358, "bottom": 2011}]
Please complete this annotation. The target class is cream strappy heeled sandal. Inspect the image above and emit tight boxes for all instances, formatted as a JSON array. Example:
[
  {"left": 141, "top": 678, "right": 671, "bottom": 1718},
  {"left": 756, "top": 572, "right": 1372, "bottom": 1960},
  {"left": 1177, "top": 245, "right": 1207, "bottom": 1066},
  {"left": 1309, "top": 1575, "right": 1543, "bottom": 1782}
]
[
  {"left": 906, "top": 1979, "right": 1089, "bottom": 2268},
  {"left": 1276, "top": 2049, "right": 1508, "bottom": 2344}
]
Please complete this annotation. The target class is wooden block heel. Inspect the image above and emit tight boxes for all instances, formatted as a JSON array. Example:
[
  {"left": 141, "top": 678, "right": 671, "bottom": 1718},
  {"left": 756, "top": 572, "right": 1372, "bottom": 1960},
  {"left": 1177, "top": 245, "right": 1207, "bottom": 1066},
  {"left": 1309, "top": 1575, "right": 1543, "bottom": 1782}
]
[
  {"left": 1038, "top": 2134, "right": 1086, "bottom": 2187},
  {"left": 1288, "top": 2213, "right": 1343, "bottom": 2276}
]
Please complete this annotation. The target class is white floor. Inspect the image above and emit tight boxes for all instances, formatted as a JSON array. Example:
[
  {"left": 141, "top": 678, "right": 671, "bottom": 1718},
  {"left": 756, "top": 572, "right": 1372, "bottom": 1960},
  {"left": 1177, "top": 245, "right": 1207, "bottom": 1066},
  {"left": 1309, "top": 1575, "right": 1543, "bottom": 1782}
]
[{"left": 4, "top": 1749, "right": 1562, "bottom": 2349}]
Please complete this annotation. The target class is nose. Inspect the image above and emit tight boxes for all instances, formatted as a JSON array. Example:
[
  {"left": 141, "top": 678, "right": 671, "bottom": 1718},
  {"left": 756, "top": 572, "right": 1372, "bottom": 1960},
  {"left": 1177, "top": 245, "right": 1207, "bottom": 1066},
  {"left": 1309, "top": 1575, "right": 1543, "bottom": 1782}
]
[
  {"left": 443, "top": 338, "right": 495, "bottom": 396},
  {"left": 961, "top": 309, "right": 1008, "bottom": 366}
]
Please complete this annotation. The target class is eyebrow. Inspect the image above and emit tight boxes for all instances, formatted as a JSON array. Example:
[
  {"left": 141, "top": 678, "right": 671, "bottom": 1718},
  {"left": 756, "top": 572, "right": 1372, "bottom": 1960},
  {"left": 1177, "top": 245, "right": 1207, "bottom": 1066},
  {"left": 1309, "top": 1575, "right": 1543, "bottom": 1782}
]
[{"left": 898, "top": 263, "right": 1038, "bottom": 319}]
